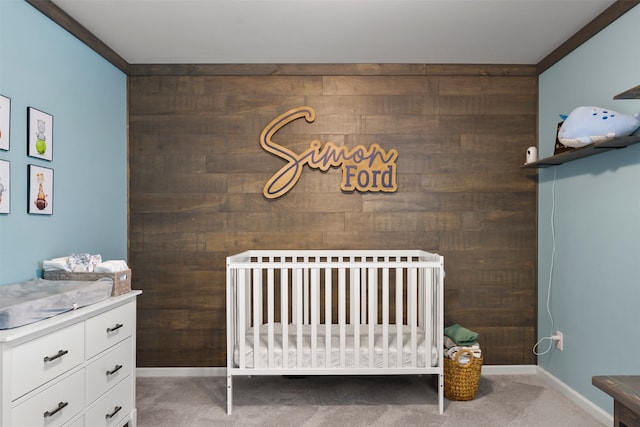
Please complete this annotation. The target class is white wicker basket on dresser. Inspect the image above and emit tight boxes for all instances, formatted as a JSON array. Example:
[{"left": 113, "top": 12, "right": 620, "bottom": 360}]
[{"left": 0, "top": 290, "right": 142, "bottom": 427}]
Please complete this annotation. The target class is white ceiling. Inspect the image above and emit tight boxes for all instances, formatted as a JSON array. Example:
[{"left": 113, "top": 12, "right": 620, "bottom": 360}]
[{"left": 50, "top": 0, "right": 617, "bottom": 65}]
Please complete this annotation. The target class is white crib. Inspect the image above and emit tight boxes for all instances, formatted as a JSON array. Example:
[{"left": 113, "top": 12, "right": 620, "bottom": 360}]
[{"left": 226, "top": 249, "right": 445, "bottom": 414}]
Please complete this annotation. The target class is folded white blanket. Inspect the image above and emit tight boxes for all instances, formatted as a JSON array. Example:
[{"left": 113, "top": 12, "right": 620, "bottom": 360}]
[
  {"left": 94, "top": 260, "right": 129, "bottom": 273},
  {"left": 43, "top": 257, "right": 129, "bottom": 273},
  {"left": 444, "top": 335, "right": 482, "bottom": 365},
  {"left": 43, "top": 257, "right": 70, "bottom": 271},
  {"left": 445, "top": 346, "right": 482, "bottom": 359}
]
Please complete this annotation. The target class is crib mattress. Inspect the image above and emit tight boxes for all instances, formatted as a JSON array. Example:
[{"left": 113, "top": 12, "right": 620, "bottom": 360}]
[
  {"left": 0, "top": 278, "right": 114, "bottom": 329},
  {"left": 234, "top": 323, "right": 438, "bottom": 369}
]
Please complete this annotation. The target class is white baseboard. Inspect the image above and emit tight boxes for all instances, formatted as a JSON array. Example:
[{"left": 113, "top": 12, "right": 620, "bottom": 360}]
[
  {"left": 536, "top": 366, "right": 611, "bottom": 426},
  {"left": 137, "top": 367, "right": 225, "bottom": 377},
  {"left": 481, "top": 364, "right": 538, "bottom": 375}
]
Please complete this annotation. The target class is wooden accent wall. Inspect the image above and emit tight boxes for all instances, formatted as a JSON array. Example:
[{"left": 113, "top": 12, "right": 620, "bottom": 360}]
[{"left": 128, "top": 64, "right": 538, "bottom": 367}]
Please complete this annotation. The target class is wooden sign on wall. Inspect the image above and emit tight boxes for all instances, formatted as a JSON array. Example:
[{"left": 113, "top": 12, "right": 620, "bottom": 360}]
[{"left": 260, "top": 106, "right": 398, "bottom": 199}]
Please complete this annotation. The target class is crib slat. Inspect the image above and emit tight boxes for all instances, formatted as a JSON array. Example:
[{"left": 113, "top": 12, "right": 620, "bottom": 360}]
[
  {"left": 292, "top": 268, "right": 298, "bottom": 325},
  {"left": 315, "top": 267, "right": 321, "bottom": 331},
  {"left": 338, "top": 267, "right": 346, "bottom": 368},
  {"left": 245, "top": 270, "right": 251, "bottom": 338},
  {"left": 361, "top": 272, "right": 367, "bottom": 324},
  {"left": 310, "top": 267, "right": 318, "bottom": 369},
  {"left": 418, "top": 267, "right": 424, "bottom": 329},
  {"left": 423, "top": 268, "right": 433, "bottom": 368},
  {"left": 325, "top": 267, "right": 332, "bottom": 369},
  {"left": 396, "top": 267, "right": 403, "bottom": 368},
  {"left": 267, "top": 268, "right": 275, "bottom": 368},
  {"left": 382, "top": 267, "right": 389, "bottom": 368},
  {"left": 238, "top": 269, "right": 246, "bottom": 369},
  {"left": 281, "top": 268, "right": 289, "bottom": 369},
  {"left": 368, "top": 267, "right": 375, "bottom": 368},
  {"left": 349, "top": 267, "right": 355, "bottom": 326},
  {"left": 295, "top": 268, "right": 303, "bottom": 368},
  {"left": 353, "top": 268, "right": 361, "bottom": 369},
  {"left": 372, "top": 267, "right": 378, "bottom": 326},
  {"left": 409, "top": 267, "right": 418, "bottom": 368},
  {"left": 303, "top": 258, "right": 310, "bottom": 325},
  {"left": 253, "top": 268, "right": 262, "bottom": 369}
]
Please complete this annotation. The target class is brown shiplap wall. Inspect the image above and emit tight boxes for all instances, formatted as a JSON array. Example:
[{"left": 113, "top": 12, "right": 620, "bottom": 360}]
[{"left": 128, "top": 65, "right": 538, "bottom": 367}]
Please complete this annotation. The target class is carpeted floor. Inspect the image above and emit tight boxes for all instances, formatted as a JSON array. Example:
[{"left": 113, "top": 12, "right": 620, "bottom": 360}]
[{"left": 136, "top": 374, "right": 606, "bottom": 426}]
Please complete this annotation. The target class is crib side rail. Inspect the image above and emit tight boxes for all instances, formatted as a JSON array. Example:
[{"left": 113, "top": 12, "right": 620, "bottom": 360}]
[{"left": 227, "top": 249, "right": 442, "bottom": 264}]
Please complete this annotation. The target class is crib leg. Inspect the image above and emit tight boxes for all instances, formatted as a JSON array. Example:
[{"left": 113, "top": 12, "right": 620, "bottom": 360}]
[
  {"left": 227, "top": 374, "right": 233, "bottom": 415},
  {"left": 438, "top": 373, "right": 444, "bottom": 414}
]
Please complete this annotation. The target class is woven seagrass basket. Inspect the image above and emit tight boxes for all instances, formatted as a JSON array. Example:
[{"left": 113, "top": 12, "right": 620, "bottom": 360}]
[
  {"left": 43, "top": 269, "right": 132, "bottom": 296},
  {"left": 443, "top": 349, "right": 483, "bottom": 401}
]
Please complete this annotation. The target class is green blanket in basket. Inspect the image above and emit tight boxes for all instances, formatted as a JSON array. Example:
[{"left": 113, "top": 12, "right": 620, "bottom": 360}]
[{"left": 444, "top": 324, "right": 479, "bottom": 346}]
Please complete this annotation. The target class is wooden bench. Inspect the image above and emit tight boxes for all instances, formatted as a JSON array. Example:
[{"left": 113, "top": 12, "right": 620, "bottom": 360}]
[{"left": 593, "top": 376, "right": 640, "bottom": 427}]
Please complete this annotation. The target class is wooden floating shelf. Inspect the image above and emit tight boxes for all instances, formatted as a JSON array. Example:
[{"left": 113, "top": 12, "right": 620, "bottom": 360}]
[
  {"left": 614, "top": 84, "right": 640, "bottom": 99},
  {"left": 522, "top": 136, "right": 640, "bottom": 168}
]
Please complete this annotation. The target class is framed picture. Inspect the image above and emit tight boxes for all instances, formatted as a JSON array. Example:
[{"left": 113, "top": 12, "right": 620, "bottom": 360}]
[
  {"left": 28, "top": 164, "right": 53, "bottom": 215},
  {"left": 27, "top": 107, "right": 53, "bottom": 161},
  {"left": 0, "top": 95, "right": 10, "bottom": 151},
  {"left": 0, "top": 160, "right": 9, "bottom": 214}
]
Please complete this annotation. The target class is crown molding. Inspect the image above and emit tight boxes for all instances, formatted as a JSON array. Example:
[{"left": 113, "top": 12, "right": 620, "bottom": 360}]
[
  {"left": 537, "top": 1, "right": 639, "bottom": 74},
  {"left": 24, "top": 0, "right": 130, "bottom": 74}
]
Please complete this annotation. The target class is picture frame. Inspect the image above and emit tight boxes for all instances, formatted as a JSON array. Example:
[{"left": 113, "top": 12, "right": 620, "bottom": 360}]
[
  {"left": 0, "top": 160, "right": 9, "bottom": 214},
  {"left": 27, "top": 107, "right": 53, "bottom": 161},
  {"left": 28, "top": 164, "right": 53, "bottom": 215},
  {"left": 0, "top": 94, "right": 10, "bottom": 151}
]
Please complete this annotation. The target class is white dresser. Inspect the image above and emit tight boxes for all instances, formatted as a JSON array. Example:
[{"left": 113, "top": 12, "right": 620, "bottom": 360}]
[{"left": 0, "top": 290, "right": 141, "bottom": 427}]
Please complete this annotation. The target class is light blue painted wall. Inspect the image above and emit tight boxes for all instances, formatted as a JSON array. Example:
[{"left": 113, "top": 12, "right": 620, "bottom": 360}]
[
  {"left": 0, "top": 0, "right": 127, "bottom": 284},
  {"left": 538, "top": 5, "right": 640, "bottom": 415}
]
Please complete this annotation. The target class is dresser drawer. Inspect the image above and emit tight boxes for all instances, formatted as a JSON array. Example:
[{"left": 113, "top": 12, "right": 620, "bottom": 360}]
[
  {"left": 11, "top": 322, "right": 85, "bottom": 400},
  {"left": 86, "top": 302, "right": 135, "bottom": 358},
  {"left": 84, "top": 377, "right": 132, "bottom": 427},
  {"left": 86, "top": 337, "right": 133, "bottom": 404},
  {"left": 12, "top": 368, "right": 85, "bottom": 427}
]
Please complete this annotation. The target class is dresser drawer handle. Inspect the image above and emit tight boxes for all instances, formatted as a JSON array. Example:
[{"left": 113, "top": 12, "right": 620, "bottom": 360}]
[
  {"left": 44, "top": 401, "right": 68, "bottom": 418},
  {"left": 105, "top": 405, "right": 122, "bottom": 420},
  {"left": 106, "top": 364, "right": 123, "bottom": 376},
  {"left": 43, "top": 349, "right": 69, "bottom": 363},
  {"left": 107, "top": 323, "right": 123, "bottom": 333}
]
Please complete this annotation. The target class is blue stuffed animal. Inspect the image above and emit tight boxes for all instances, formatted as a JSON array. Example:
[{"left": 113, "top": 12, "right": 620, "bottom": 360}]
[{"left": 558, "top": 106, "right": 640, "bottom": 148}]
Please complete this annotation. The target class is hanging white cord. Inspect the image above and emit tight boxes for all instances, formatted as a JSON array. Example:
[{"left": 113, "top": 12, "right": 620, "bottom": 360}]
[{"left": 533, "top": 167, "right": 557, "bottom": 356}]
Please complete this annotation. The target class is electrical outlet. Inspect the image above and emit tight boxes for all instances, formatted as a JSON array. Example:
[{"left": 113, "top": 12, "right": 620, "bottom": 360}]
[{"left": 555, "top": 331, "right": 563, "bottom": 351}]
